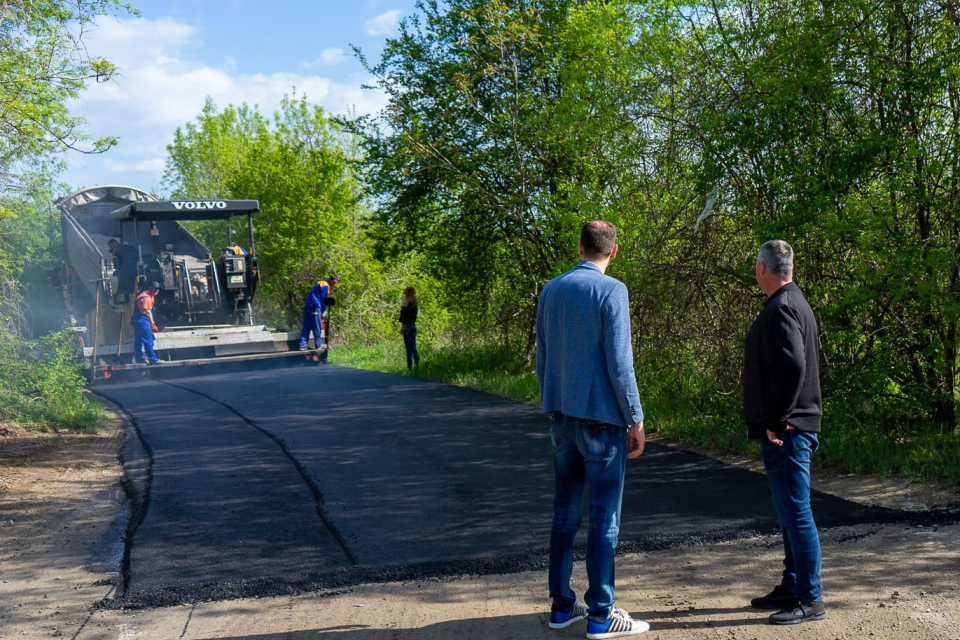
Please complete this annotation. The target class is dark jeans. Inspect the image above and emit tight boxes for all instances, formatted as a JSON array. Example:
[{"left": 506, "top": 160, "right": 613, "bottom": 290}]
[
  {"left": 548, "top": 413, "right": 627, "bottom": 621},
  {"left": 402, "top": 325, "right": 419, "bottom": 369},
  {"left": 760, "top": 430, "right": 823, "bottom": 603}
]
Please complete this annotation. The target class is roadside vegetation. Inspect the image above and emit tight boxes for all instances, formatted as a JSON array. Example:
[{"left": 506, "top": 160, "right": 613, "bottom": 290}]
[
  {"left": 1, "top": 1, "right": 959, "bottom": 486},
  {"left": 0, "top": 330, "right": 103, "bottom": 433},
  {"left": 0, "top": 1, "right": 126, "bottom": 433},
  {"left": 0, "top": 185, "right": 105, "bottom": 434}
]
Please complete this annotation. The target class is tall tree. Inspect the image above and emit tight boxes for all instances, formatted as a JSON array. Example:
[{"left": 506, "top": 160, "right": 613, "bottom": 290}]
[
  {"left": 0, "top": 0, "right": 130, "bottom": 192},
  {"left": 688, "top": 0, "right": 960, "bottom": 424},
  {"left": 356, "top": 0, "right": 679, "bottom": 355},
  {"left": 164, "top": 94, "right": 358, "bottom": 325},
  {"left": 0, "top": 0, "right": 130, "bottom": 338}
]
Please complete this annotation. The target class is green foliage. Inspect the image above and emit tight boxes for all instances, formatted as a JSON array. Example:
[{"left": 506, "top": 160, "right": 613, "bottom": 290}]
[
  {"left": 163, "top": 94, "right": 360, "bottom": 326},
  {"left": 0, "top": 171, "right": 69, "bottom": 335},
  {"left": 325, "top": 242, "right": 453, "bottom": 348},
  {"left": 0, "top": 2, "right": 119, "bottom": 434},
  {"left": 686, "top": 0, "right": 960, "bottom": 424},
  {"left": 353, "top": 0, "right": 960, "bottom": 486},
  {"left": 332, "top": 343, "right": 541, "bottom": 404},
  {"left": 0, "top": 329, "right": 103, "bottom": 432},
  {"left": 356, "top": 0, "right": 667, "bottom": 356},
  {"left": 0, "top": 0, "right": 132, "bottom": 189}
]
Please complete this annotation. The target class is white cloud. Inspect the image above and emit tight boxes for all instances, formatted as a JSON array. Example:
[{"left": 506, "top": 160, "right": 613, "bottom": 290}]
[
  {"left": 62, "top": 16, "right": 387, "bottom": 194},
  {"left": 364, "top": 9, "right": 402, "bottom": 36},
  {"left": 303, "top": 47, "right": 349, "bottom": 69}
]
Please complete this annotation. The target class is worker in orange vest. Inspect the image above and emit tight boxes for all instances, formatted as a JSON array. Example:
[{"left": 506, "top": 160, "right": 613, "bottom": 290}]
[{"left": 131, "top": 282, "right": 162, "bottom": 364}]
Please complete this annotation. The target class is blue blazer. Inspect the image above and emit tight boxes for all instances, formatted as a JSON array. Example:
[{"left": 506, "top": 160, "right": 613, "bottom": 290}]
[{"left": 536, "top": 261, "right": 643, "bottom": 427}]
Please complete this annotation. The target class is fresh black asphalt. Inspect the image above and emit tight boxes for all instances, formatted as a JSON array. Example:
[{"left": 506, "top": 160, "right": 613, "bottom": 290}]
[{"left": 92, "top": 365, "right": 959, "bottom": 608}]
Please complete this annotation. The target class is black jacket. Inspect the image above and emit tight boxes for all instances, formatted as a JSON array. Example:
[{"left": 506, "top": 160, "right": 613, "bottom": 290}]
[
  {"left": 399, "top": 303, "right": 418, "bottom": 327},
  {"left": 743, "top": 283, "right": 822, "bottom": 439}
]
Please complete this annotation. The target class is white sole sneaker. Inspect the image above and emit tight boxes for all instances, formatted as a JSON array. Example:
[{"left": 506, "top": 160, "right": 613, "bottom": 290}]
[
  {"left": 586, "top": 610, "right": 649, "bottom": 638},
  {"left": 548, "top": 601, "right": 588, "bottom": 629}
]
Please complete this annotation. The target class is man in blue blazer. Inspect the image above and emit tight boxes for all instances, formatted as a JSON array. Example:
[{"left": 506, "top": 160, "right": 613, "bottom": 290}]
[{"left": 536, "top": 220, "right": 648, "bottom": 639}]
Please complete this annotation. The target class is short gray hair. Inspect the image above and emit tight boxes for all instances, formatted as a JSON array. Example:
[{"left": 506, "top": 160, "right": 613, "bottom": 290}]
[{"left": 757, "top": 240, "right": 794, "bottom": 280}]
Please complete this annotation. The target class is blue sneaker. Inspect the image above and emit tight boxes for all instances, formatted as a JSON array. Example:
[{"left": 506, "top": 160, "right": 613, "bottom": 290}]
[
  {"left": 586, "top": 607, "right": 649, "bottom": 638},
  {"left": 548, "top": 601, "right": 588, "bottom": 629}
]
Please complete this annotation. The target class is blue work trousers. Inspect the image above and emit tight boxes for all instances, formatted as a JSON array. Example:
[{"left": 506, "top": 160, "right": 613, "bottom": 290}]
[
  {"left": 299, "top": 309, "right": 322, "bottom": 349},
  {"left": 760, "top": 430, "right": 823, "bottom": 603},
  {"left": 548, "top": 413, "right": 628, "bottom": 622},
  {"left": 133, "top": 316, "right": 159, "bottom": 363}
]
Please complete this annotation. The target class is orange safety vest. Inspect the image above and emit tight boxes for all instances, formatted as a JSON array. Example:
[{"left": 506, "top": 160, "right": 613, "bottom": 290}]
[{"left": 134, "top": 290, "right": 155, "bottom": 318}]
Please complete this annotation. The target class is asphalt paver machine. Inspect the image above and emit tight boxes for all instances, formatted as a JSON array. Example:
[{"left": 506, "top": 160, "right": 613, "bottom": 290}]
[{"left": 57, "top": 185, "right": 323, "bottom": 381}]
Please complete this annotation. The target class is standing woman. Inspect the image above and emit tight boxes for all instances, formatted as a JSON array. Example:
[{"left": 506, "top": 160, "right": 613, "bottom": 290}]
[{"left": 399, "top": 286, "right": 420, "bottom": 370}]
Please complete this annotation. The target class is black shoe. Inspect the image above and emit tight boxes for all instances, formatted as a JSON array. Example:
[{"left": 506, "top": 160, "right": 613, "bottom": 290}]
[
  {"left": 751, "top": 585, "right": 797, "bottom": 610},
  {"left": 769, "top": 600, "right": 826, "bottom": 625},
  {"left": 148, "top": 359, "right": 161, "bottom": 365}
]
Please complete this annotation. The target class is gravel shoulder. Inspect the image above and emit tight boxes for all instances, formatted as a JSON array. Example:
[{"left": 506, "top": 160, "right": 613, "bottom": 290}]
[{"left": 1, "top": 418, "right": 958, "bottom": 640}]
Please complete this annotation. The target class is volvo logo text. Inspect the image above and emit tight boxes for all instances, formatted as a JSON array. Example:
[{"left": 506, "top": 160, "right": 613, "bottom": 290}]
[{"left": 171, "top": 200, "right": 228, "bottom": 210}]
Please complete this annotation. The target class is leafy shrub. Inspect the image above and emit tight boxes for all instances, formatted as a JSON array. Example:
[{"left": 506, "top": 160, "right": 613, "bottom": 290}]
[{"left": 0, "top": 329, "right": 103, "bottom": 432}]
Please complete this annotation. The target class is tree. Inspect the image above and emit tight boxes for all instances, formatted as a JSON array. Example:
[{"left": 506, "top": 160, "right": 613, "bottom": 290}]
[
  {"left": 0, "top": 0, "right": 130, "bottom": 192},
  {"left": 0, "top": 168, "right": 66, "bottom": 335},
  {"left": 356, "top": 0, "right": 683, "bottom": 356},
  {"left": 0, "top": 0, "right": 130, "bottom": 333},
  {"left": 687, "top": 0, "right": 960, "bottom": 425},
  {"left": 164, "top": 94, "right": 359, "bottom": 326}
]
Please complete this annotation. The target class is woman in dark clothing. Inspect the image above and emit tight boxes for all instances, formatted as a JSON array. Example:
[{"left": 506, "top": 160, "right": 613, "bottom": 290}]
[{"left": 399, "top": 286, "right": 420, "bottom": 370}]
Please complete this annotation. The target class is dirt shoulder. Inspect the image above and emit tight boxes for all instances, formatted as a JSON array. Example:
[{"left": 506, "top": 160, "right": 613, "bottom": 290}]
[
  {"left": 0, "top": 418, "right": 125, "bottom": 639},
  {"left": 1, "top": 419, "right": 958, "bottom": 640}
]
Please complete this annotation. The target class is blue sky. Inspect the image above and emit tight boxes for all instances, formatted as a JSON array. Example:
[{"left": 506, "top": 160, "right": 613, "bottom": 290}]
[{"left": 62, "top": 0, "right": 421, "bottom": 195}]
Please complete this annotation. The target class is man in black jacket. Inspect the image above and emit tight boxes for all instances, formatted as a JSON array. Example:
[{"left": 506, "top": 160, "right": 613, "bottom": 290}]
[
  {"left": 108, "top": 239, "right": 139, "bottom": 300},
  {"left": 743, "top": 240, "right": 825, "bottom": 625}
]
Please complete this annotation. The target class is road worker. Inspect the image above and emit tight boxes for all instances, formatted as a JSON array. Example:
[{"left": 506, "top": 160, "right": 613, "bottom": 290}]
[
  {"left": 107, "top": 238, "right": 139, "bottom": 300},
  {"left": 299, "top": 275, "right": 339, "bottom": 350},
  {"left": 132, "top": 282, "right": 162, "bottom": 364},
  {"left": 224, "top": 244, "right": 247, "bottom": 255}
]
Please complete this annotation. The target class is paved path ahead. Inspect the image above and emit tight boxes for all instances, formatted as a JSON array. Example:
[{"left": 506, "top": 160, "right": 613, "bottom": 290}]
[{"left": 94, "top": 365, "right": 906, "bottom": 608}]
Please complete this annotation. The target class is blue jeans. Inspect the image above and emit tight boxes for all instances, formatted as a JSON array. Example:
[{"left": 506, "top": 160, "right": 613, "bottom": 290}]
[
  {"left": 548, "top": 413, "right": 627, "bottom": 622},
  {"left": 760, "top": 430, "right": 822, "bottom": 603},
  {"left": 401, "top": 326, "right": 419, "bottom": 369}
]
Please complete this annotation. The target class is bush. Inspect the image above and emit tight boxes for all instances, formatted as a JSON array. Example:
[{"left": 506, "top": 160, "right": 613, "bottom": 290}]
[{"left": 0, "top": 329, "right": 104, "bottom": 432}]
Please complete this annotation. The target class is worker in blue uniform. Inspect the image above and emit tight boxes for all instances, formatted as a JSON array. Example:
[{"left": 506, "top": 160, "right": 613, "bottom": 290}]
[{"left": 299, "top": 275, "right": 339, "bottom": 350}]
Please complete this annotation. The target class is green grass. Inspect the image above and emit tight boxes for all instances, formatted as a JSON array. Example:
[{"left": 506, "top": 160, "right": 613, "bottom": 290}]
[
  {"left": 817, "top": 418, "right": 960, "bottom": 484},
  {"left": 332, "top": 344, "right": 960, "bottom": 489},
  {"left": 331, "top": 342, "right": 541, "bottom": 403},
  {"left": 0, "top": 331, "right": 106, "bottom": 433}
]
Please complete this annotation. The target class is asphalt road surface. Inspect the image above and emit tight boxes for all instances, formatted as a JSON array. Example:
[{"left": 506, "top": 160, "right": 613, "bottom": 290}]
[{"left": 93, "top": 365, "right": 922, "bottom": 609}]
